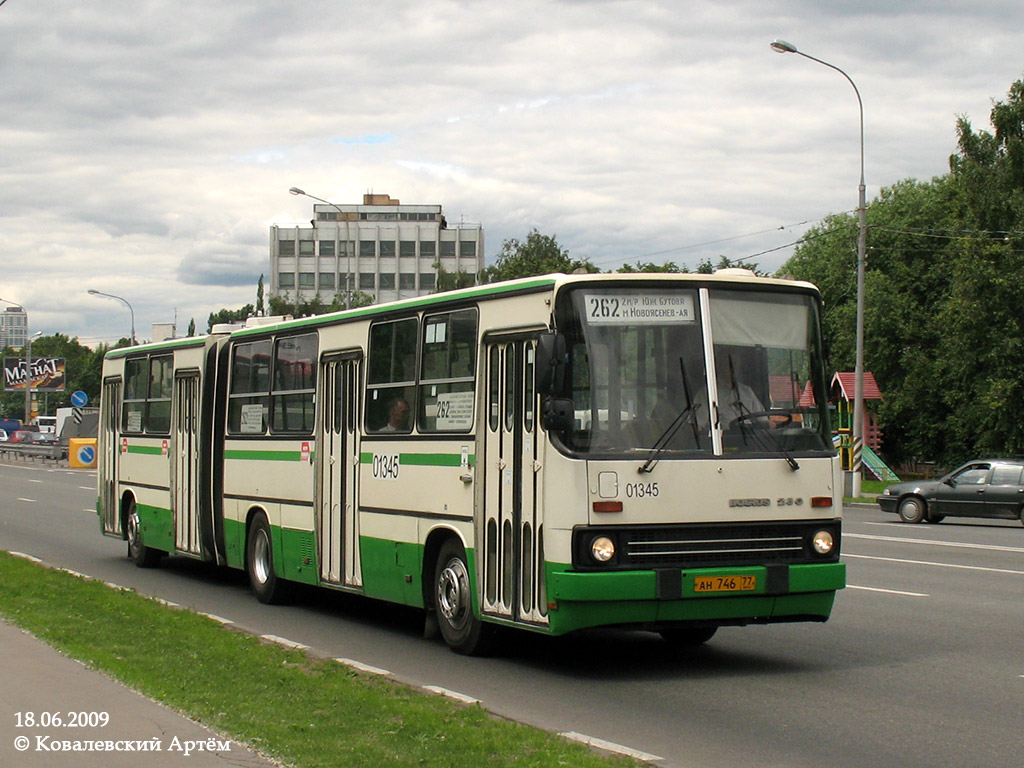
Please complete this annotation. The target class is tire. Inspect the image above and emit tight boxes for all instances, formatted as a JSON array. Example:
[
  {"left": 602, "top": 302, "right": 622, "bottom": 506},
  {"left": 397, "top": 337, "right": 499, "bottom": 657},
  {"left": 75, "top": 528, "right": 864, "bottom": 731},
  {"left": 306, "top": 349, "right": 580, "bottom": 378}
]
[
  {"left": 659, "top": 626, "right": 718, "bottom": 647},
  {"left": 246, "top": 513, "right": 289, "bottom": 604},
  {"left": 434, "top": 539, "right": 494, "bottom": 655},
  {"left": 897, "top": 496, "right": 926, "bottom": 524},
  {"left": 125, "top": 500, "right": 162, "bottom": 568}
]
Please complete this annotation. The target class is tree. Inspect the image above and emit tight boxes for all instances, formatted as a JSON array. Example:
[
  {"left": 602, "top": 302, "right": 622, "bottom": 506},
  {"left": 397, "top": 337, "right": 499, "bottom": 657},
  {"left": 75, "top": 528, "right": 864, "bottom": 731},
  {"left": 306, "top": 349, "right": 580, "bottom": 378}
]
[
  {"left": 616, "top": 260, "right": 686, "bottom": 273},
  {"left": 480, "top": 229, "right": 596, "bottom": 283},
  {"left": 256, "top": 274, "right": 265, "bottom": 316},
  {"left": 434, "top": 261, "right": 476, "bottom": 292},
  {"left": 187, "top": 318, "right": 196, "bottom": 337},
  {"left": 781, "top": 75, "right": 1024, "bottom": 467}
]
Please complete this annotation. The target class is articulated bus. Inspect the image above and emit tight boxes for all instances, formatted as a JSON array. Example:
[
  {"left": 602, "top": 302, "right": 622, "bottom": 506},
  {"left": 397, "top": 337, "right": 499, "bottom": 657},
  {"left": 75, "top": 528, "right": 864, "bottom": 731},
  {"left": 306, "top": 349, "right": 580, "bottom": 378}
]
[{"left": 97, "top": 271, "right": 845, "bottom": 654}]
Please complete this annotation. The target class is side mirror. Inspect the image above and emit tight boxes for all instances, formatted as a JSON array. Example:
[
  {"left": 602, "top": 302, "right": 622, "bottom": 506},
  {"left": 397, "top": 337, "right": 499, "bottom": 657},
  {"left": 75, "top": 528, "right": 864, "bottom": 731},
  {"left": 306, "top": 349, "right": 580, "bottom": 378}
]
[
  {"left": 535, "top": 332, "right": 566, "bottom": 396},
  {"left": 541, "top": 397, "right": 574, "bottom": 434}
]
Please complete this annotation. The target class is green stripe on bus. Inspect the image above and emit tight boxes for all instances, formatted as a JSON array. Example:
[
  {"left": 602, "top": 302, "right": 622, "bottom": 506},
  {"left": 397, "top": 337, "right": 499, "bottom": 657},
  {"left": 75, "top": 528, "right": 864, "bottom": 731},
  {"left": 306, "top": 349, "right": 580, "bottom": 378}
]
[
  {"left": 125, "top": 445, "right": 164, "bottom": 456},
  {"left": 359, "top": 452, "right": 474, "bottom": 467},
  {"left": 224, "top": 449, "right": 308, "bottom": 462}
]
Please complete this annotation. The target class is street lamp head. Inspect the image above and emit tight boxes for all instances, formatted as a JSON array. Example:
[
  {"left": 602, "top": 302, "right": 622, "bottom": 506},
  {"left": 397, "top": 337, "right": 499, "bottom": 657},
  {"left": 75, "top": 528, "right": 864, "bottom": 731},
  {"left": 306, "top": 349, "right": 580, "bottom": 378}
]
[
  {"left": 87, "top": 289, "right": 100, "bottom": 296},
  {"left": 288, "top": 187, "right": 305, "bottom": 196},
  {"left": 770, "top": 39, "right": 798, "bottom": 54}
]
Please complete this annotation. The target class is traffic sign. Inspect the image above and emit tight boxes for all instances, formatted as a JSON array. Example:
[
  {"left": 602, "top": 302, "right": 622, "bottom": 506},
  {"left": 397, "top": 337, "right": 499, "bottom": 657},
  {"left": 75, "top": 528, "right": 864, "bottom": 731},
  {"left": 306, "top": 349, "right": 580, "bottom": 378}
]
[{"left": 71, "top": 390, "right": 89, "bottom": 407}]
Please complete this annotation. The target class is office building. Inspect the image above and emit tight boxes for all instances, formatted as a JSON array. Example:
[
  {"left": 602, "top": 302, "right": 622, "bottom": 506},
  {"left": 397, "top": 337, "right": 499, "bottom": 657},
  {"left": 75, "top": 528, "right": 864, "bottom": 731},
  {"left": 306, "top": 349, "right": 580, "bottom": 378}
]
[
  {"left": 1, "top": 305, "right": 28, "bottom": 350},
  {"left": 270, "top": 192, "right": 483, "bottom": 305}
]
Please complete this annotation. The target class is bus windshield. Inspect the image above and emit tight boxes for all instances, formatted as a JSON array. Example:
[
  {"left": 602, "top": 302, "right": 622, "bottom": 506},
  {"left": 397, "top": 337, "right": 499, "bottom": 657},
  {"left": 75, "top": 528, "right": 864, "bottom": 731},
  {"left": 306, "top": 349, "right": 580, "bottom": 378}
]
[{"left": 555, "top": 284, "right": 833, "bottom": 458}]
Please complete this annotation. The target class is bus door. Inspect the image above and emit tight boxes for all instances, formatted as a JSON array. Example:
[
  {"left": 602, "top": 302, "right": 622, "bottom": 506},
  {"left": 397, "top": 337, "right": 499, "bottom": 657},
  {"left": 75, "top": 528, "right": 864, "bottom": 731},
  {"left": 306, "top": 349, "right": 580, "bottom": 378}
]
[
  {"left": 481, "top": 338, "right": 547, "bottom": 626},
  {"left": 316, "top": 353, "right": 362, "bottom": 587},
  {"left": 172, "top": 371, "right": 202, "bottom": 556},
  {"left": 99, "top": 378, "right": 121, "bottom": 536}
]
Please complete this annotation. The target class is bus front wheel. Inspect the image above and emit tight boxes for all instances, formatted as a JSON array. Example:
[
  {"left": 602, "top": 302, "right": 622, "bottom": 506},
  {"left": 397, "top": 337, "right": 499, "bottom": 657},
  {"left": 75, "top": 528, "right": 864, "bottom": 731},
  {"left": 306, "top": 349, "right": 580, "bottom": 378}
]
[
  {"left": 246, "top": 513, "right": 289, "bottom": 605},
  {"left": 434, "top": 540, "right": 493, "bottom": 655},
  {"left": 126, "top": 501, "right": 161, "bottom": 568}
]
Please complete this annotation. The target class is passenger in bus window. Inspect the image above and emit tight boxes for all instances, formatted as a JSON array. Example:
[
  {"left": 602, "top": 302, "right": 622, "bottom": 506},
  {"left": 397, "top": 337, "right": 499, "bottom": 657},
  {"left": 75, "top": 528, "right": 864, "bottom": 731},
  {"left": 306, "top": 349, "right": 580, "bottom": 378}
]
[
  {"left": 380, "top": 397, "right": 411, "bottom": 432},
  {"left": 693, "top": 353, "right": 765, "bottom": 430}
]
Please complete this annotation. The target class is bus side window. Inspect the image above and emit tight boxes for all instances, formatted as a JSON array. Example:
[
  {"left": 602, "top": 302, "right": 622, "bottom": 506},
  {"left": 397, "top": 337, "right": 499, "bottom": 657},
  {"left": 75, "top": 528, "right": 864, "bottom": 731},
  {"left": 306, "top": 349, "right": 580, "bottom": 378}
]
[
  {"left": 419, "top": 309, "right": 477, "bottom": 433},
  {"left": 366, "top": 317, "right": 418, "bottom": 433}
]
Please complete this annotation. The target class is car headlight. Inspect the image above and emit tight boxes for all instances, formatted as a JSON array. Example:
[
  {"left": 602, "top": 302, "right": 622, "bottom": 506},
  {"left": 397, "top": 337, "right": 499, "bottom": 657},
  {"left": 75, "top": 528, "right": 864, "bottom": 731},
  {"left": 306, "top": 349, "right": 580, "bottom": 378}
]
[
  {"left": 811, "top": 530, "right": 835, "bottom": 555},
  {"left": 591, "top": 536, "right": 615, "bottom": 563}
]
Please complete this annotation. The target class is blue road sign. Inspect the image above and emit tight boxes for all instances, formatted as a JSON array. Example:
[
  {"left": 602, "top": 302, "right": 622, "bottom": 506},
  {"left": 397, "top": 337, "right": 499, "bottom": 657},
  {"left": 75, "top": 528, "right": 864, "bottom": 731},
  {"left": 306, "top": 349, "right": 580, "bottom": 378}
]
[
  {"left": 71, "top": 390, "right": 89, "bottom": 407},
  {"left": 77, "top": 444, "right": 96, "bottom": 467}
]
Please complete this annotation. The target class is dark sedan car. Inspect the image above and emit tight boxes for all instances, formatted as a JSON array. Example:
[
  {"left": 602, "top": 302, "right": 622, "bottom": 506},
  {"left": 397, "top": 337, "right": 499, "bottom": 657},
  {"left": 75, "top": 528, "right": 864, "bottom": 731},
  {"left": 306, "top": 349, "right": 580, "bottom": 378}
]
[{"left": 878, "top": 459, "right": 1024, "bottom": 525}]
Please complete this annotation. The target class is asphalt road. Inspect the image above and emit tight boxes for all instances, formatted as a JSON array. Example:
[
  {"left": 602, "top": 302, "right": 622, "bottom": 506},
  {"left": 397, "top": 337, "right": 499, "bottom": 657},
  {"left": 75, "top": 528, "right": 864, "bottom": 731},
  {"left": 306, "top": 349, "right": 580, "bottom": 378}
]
[{"left": 1, "top": 459, "right": 1021, "bottom": 768}]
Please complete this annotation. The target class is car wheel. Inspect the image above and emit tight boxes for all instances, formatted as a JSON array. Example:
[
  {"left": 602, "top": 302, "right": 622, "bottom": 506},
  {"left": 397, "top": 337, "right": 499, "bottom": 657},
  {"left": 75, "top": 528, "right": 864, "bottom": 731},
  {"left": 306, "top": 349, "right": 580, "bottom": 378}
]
[
  {"left": 925, "top": 513, "right": 945, "bottom": 523},
  {"left": 246, "top": 513, "right": 289, "bottom": 604},
  {"left": 434, "top": 539, "right": 494, "bottom": 655},
  {"left": 126, "top": 500, "right": 161, "bottom": 568},
  {"left": 898, "top": 496, "right": 926, "bottom": 524}
]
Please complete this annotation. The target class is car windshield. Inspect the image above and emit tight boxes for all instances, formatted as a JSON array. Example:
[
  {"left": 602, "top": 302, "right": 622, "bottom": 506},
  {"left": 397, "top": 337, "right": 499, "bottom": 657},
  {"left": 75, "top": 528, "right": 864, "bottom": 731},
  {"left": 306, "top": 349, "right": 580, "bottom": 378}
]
[{"left": 553, "top": 283, "right": 833, "bottom": 458}]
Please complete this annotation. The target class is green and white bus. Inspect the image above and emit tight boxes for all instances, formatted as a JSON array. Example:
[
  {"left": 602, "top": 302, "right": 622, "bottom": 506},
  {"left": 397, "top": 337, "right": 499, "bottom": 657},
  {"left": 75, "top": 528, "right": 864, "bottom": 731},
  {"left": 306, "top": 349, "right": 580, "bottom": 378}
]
[{"left": 97, "top": 271, "right": 845, "bottom": 654}]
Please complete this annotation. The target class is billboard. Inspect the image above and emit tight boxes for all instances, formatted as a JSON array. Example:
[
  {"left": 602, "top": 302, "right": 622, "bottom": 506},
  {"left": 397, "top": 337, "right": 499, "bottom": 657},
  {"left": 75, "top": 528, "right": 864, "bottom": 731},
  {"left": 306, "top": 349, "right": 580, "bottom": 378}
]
[{"left": 2, "top": 357, "right": 67, "bottom": 392}]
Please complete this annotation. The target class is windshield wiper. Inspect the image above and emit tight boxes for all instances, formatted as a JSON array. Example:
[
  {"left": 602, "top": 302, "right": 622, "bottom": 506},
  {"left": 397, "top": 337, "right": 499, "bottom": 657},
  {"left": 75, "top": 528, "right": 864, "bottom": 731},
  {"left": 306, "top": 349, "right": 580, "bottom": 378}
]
[{"left": 639, "top": 357, "right": 701, "bottom": 474}]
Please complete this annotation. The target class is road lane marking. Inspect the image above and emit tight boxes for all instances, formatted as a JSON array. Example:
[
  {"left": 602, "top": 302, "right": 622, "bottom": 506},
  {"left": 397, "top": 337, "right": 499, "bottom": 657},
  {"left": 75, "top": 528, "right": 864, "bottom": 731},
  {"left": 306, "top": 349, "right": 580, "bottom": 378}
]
[
  {"left": 845, "top": 553, "right": 1024, "bottom": 576},
  {"left": 559, "top": 732, "right": 664, "bottom": 763},
  {"left": 846, "top": 532, "right": 1024, "bottom": 554},
  {"left": 846, "top": 584, "right": 929, "bottom": 597},
  {"left": 16, "top": 498, "right": 36, "bottom": 503}
]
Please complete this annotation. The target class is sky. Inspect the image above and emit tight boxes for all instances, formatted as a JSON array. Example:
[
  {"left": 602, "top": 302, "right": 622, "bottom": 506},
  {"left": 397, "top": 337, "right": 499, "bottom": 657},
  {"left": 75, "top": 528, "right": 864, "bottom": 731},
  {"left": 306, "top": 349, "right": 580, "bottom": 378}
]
[{"left": 1, "top": 0, "right": 1022, "bottom": 347}]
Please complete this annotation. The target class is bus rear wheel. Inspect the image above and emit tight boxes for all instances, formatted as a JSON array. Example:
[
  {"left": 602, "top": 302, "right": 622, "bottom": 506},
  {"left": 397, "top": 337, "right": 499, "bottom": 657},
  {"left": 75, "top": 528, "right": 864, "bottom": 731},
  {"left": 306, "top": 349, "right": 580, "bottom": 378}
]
[
  {"left": 246, "top": 513, "right": 289, "bottom": 605},
  {"left": 434, "top": 540, "right": 493, "bottom": 655},
  {"left": 126, "top": 501, "right": 161, "bottom": 568}
]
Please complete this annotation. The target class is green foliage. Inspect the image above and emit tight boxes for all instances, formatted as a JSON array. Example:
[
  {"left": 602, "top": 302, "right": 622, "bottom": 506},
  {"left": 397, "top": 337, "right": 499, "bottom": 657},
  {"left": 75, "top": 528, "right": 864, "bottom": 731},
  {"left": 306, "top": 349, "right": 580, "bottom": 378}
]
[
  {"left": 207, "top": 304, "right": 255, "bottom": 332},
  {"left": 434, "top": 261, "right": 477, "bottom": 292},
  {"left": 1, "top": 334, "right": 109, "bottom": 420},
  {"left": 616, "top": 260, "right": 686, "bottom": 273},
  {"left": 480, "top": 229, "right": 596, "bottom": 282},
  {"left": 782, "top": 75, "right": 1024, "bottom": 466}
]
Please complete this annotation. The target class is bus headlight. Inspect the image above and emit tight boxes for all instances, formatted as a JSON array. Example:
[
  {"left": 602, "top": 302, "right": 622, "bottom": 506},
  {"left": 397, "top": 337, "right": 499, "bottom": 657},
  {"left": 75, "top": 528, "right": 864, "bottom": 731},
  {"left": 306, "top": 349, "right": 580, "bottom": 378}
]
[
  {"left": 591, "top": 536, "right": 616, "bottom": 563},
  {"left": 811, "top": 530, "right": 835, "bottom": 555}
]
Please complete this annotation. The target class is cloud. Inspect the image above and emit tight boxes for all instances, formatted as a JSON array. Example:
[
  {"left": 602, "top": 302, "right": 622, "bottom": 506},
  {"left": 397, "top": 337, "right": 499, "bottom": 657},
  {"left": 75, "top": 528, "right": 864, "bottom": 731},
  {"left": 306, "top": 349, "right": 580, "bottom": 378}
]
[{"left": 1, "top": 0, "right": 1022, "bottom": 344}]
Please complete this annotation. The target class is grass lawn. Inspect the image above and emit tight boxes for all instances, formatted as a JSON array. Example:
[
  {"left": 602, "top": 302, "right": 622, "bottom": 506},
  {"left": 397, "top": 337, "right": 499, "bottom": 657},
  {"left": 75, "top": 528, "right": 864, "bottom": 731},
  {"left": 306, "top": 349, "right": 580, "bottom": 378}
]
[{"left": 0, "top": 551, "right": 640, "bottom": 768}]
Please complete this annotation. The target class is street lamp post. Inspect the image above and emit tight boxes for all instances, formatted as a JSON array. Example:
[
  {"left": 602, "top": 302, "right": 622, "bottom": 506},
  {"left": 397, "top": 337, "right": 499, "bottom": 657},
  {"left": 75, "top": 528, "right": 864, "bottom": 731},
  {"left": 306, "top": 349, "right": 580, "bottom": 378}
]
[
  {"left": 289, "top": 187, "right": 352, "bottom": 310},
  {"left": 88, "top": 289, "right": 136, "bottom": 345},
  {"left": 24, "top": 330, "right": 42, "bottom": 425},
  {"left": 771, "top": 39, "right": 867, "bottom": 500}
]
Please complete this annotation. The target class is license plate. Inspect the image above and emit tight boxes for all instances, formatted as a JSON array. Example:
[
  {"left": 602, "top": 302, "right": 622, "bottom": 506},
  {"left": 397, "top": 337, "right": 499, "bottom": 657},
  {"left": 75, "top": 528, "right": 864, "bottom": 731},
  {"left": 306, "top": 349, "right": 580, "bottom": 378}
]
[{"left": 693, "top": 575, "right": 757, "bottom": 593}]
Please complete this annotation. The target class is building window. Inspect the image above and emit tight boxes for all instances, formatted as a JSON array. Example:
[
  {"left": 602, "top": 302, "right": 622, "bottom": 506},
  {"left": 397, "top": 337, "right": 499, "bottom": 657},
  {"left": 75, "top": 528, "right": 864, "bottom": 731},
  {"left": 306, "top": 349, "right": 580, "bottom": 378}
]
[
  {"left": 459, "top": 241, "right": 477, "bottom": 258},
  {"left": 379, "top": 273, "right": 396, "bottom": 290},
  {"left": 299, "top": 240, "right": 315, "bottom": 256},
  {"left": 359, "top": 274, "right": 376, "bottom": 290},
  {"left": 340, "top": 241, "right": 355, "bottom": 257},
  {"left": 400, "top": 241, "right": 416, "bottom": 258},
  {"left": 299, "top": 272, "right": 315, "bottom": 289},
  {"left": 279, "top": 240, "right": 296, "bottom": 256},
  {"left": 440, "top": 241, "right": 456, "bottom": 259},
  {"left": 420, "top": 272, "right": 436, "bottom": 290},
  {"left": 419, "top": 241, "right": 436, "bottom": 259},
  {"left": 359, "top": 241, "right": 376, "bottom": 258},
  {"left": 380, "top": 241, "right": 396, "bottom": 258},
  {"left": 279, "top": 273, "right": 295, "bottom": 289},
  {"left": 319, "top": 240, "right": 336, "bottom": 257},
  {"left": 399, "top": 273, "right": 416, "bottom": 290},
  {"left": 319, "top": 272, "right": 335, "bottom": 290}
]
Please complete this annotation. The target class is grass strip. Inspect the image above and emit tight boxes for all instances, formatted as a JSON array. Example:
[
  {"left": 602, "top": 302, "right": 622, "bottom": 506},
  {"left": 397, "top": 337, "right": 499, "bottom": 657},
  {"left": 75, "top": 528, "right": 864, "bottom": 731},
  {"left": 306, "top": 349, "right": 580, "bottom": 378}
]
[{"left": 0, "top": 552, "right": 639, "bottom": 768}]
